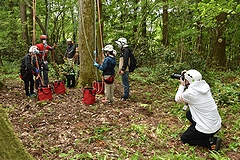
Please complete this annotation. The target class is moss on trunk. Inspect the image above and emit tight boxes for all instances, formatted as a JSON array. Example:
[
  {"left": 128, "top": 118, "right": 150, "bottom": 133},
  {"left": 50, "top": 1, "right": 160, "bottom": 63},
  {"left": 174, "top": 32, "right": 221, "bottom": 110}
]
[{"left": 0, "top": 108, "right": 34, "bottom": 160}]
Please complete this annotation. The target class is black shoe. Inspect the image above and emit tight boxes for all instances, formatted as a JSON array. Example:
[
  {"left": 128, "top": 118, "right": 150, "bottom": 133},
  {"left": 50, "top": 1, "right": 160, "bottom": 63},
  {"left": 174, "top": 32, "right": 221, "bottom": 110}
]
[
  {"left": 120, "top": 96, "right": 128, "bottom": 101},
  {"left": 210, "top": 137, "right": 222, "bottom": 151},
  {"left": 214, "top": 137, "right": 222, "bottom": 151}
]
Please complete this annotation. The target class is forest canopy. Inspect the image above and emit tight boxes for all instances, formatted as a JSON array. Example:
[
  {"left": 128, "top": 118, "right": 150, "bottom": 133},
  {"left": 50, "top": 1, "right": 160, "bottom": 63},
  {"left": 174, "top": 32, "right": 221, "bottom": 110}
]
[{"left": 0, "top": 0, "right": 239, "bottom": 70}]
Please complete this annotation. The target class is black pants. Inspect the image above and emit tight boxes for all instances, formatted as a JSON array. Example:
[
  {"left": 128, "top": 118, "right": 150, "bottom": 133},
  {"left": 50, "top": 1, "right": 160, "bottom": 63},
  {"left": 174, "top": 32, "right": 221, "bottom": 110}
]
[
  {"left": 42, "top": 61, "right": 49, "bottom": 85},
  {"left": 23, "top": 74, "right": 34, "bottom": 95},
  {"left": 180, "top": 110, "right": 218, "bottom": 148}
]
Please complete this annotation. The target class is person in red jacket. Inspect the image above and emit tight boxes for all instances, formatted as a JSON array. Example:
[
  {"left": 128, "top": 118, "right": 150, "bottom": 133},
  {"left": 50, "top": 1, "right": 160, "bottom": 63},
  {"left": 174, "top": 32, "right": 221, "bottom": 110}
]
[{"left": 36, "top": 35, "right": 56, "bottom": 87}]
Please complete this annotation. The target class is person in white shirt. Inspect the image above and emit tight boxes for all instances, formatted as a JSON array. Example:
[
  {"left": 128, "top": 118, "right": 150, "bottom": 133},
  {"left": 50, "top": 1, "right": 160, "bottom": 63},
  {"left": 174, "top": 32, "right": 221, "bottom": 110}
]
[{"left": 175, "top": 69, "right": 222, "bottom": 151}]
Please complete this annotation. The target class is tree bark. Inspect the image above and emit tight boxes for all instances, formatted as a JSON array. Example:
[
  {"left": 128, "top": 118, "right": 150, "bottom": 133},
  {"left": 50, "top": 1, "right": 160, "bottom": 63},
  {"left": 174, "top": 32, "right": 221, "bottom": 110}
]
[
  {"left": 141, "top": 0, "right": 147, "bottom": 52},
  {"left": 196, "top": 0, "right": 202, "bottom": 53},
  {"left": 78, "top": 0, "right": 96, "bottom": 87},
  {"left": 213, "top": 12, "right": 227, "bottom": 67},
  {"left": 162, "top": 0, "right": 169, "bottom": 47},
  {"left": 20, "top": 0, "right": 29, "bottom": 45},
  {"left": 96, "top": 0, "right": 104, "bottom": 62}
]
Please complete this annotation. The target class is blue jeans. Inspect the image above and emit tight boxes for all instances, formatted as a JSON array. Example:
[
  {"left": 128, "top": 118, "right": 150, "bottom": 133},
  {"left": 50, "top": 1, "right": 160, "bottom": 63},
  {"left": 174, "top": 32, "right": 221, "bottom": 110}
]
[{"left": 121, "top": 71, "right": 129, "bottom": 98}]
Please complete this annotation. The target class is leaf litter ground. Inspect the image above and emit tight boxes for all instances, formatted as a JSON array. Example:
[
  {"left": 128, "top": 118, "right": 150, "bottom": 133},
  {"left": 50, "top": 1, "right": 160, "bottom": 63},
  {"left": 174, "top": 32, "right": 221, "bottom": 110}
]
[{"left": 1, "top": 78, "right": 239, "bottom": 159}]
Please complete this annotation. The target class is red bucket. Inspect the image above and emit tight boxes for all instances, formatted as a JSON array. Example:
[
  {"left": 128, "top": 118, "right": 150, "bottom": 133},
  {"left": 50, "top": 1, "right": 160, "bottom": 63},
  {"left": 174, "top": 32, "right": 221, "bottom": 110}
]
[
  {"left": 82, "top": 88, "right": 96, "bottom": 105},
  {"left": 93, "top": 81, "right": 104, "bottom": 94},
  {"left": 38, "top": 86, "right": 52, "bottom": 101},
  {"left": 53, "top": 81, "right": 66, "bottom": 94}
]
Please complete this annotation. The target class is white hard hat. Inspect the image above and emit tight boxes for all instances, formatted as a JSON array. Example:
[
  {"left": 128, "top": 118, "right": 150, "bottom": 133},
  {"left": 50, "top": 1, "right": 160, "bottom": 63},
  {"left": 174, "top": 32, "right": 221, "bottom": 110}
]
[
  {"left": 115, "top": 37, "right": 128, "bottom": 48},
  {"left": 67, "top": 38, "right": 72, "bottom": 42},
  {"left": 113, "top": 50, "right": 117, "bottom": 56},
  {"left": 29, "top": 46, "right": 39, "bottom": 54},
  {"left": 184, "top": 69, "right": 202, "bottom": 84},
  {"left": 104, "top": 44, "right": 114, "bottom": 52}
]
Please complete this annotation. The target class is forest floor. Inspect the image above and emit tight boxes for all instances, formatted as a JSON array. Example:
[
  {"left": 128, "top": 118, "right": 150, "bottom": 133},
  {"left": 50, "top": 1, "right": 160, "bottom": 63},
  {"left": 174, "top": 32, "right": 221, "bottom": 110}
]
[{"left": 1, "top": 76, "right": 239, "bottom": 160}]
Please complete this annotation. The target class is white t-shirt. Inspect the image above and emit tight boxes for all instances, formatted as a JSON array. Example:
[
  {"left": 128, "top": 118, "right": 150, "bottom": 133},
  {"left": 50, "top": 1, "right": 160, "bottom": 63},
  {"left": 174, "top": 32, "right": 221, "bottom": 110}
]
[{"left": 175, "top": 80, "right": 222, "bottom": 134}]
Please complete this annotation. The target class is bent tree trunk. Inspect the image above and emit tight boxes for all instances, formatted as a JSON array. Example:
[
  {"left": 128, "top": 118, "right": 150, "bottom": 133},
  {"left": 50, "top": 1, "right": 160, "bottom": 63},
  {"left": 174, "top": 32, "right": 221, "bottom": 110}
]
[{"left": 78, "top": 0, "right": 96, "bottom": 87}]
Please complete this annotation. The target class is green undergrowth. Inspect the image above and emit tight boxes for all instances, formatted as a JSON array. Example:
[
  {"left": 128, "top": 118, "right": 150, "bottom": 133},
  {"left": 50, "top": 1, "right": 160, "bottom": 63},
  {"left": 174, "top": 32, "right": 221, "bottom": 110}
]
[
  {"left": 58, "top": 67, "right": 239, "bottom": 159},
  {"left": 0, "top": 60, "right": 239, "bottom": 159}
]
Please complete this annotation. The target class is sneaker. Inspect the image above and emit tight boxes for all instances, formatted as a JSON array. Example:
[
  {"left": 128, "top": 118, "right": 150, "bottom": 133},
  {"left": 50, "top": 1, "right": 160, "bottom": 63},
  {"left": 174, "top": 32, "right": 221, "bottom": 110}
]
[
  {"left": 120, "top": 96, "right": 128, "bottom": 101},
  {"left": 102, "top": 99, "right": 107, "bottom": 103},
  {"left": 26, "top": 93, "right": 31, "bottom": 97},
  {"left": 30, "top": 92, "right": 37, "bottom": 97},
  {"left": 30, "top": 92, "right": 37, "bottom": 95}
]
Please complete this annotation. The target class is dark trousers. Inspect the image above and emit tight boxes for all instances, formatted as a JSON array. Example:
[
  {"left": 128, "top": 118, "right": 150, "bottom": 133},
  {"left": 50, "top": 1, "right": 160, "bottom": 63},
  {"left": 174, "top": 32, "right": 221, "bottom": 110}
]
[
  {"left": 121, "top": 71, "right": 129, "bottom": 98},
  {"left": 35, "top": 61, "right": 49, "bottom": 88},
  {"left": 23, "top": 74, "right": 34, "bottom": 95},
  {"left": 42, "top": 61, "right": 49, "bottom": 85},
  {"left": 180, "top": 110, "right": 217, "bottom": 148}
]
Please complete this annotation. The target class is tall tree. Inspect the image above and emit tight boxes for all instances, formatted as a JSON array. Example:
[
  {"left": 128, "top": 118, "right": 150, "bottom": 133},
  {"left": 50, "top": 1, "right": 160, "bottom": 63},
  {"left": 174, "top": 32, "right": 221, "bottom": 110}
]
[
  {"left": 78, "top": 0, "right": 96, "bottom": 87},
  {"left": 20, "top": 0, "right": 29, "bottom": 45},
  {"left": 162, "top": 0, "right": 169, "bottom": 47},
  {"left": 96, "top": 0, "right": 104, "bottom": 61},
  {"left": 212, "top": 12, "right": 227, "bottom": 67}
]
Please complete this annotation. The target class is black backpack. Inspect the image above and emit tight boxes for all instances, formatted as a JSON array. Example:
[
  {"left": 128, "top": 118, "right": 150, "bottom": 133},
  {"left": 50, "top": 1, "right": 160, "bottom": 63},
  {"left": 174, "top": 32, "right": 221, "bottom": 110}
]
[{"left": 128, "top": 49, "right": 137, "bottom": 72}]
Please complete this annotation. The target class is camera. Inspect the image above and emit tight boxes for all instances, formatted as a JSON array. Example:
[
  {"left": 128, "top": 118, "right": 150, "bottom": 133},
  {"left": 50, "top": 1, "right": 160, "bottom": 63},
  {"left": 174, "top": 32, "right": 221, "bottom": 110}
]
[{"left": 171, "top": 73, "right": 185, "bottom": 81}]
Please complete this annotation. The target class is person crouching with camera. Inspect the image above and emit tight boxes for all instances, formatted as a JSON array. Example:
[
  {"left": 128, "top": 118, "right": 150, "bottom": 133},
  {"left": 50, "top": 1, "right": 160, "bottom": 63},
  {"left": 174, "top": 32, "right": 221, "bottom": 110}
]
[{"left": 175, "top": 69, "right": 222, "bottom": 151}]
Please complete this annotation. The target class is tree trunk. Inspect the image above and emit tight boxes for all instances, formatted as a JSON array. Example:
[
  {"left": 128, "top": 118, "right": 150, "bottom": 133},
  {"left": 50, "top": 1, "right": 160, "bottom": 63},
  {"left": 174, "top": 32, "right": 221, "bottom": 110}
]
[
  {"left": 133, "top": 0, "right": 138, "bottom": 49},
  {"left": 96, "top": 0, "right": 104, "bottom": 62},
  {"left": 141, "top": 0, "right": 147, "bottom": 52},
  {"left": 196, "top": 0, "right": 202, "bottom": 53},
  {"left": 20, "top": 0, "right": 29, "bottom": 45},
  {"left": 212, "top": 12, "right": 227, "bottom": 67},
  {"left": 162, "top": 0, "right": 169, "bottom": 47},
  {"left": 78, "top": 0, "right": 96, "bottom": 87}
]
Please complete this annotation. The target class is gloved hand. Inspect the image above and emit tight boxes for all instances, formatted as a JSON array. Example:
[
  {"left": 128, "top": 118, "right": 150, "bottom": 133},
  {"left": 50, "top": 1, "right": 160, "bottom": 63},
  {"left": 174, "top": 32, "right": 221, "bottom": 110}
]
[
  {"left": 35, "top": 68, "right": 40, "bottom": 73},
  {"left": 93, "top": 51, "right": 97, "bottom": 55},
  {"left": 93, "top": 61, "right": 99, "bottom": 68}
]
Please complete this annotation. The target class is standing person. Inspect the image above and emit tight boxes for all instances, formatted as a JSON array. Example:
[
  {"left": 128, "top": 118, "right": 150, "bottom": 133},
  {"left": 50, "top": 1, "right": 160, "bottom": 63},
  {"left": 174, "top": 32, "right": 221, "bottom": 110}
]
[
  {"left": 20, "top": 46, "right": 40, "bottom": 97},
  {"left": 175, "top": 69, "right": 222, "bottom": 151},
  {"left": 64, "top": 38, "right": 76, "bottom": 67},
  {"left": 115, "top": 37, "right": 131, "bottom": 101},
  {"left": 36, "top": 35, "right": 56, "bottom": 86},
  {"left": 93, "top": 45, "right": 116, "bottom": 103}
]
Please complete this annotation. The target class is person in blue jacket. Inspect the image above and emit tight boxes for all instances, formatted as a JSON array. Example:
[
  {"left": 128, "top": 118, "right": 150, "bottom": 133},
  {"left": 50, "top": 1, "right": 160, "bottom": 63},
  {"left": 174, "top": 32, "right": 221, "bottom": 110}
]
[{"left": 94, "top": 45, "right": 116, "bottom": 103}]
